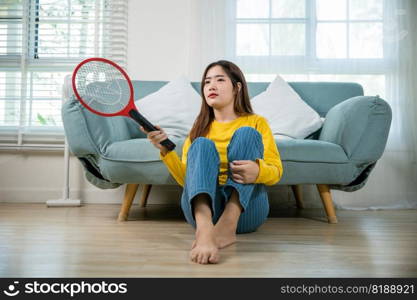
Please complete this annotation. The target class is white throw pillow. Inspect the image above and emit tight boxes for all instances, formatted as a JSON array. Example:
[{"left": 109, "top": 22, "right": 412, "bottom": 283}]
[
  {"left": 275, "top": 134, "right": 294, "bottom": 140},
  {"left": 135, "top": 76, "right": 201, "bottom": 138},
  {"left": 251, "top": 75, "right": 323, "bottom": 139}
]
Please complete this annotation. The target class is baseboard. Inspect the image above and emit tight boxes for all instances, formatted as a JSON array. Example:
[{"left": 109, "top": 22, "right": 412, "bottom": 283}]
[
  {"left": 0, "top": 185, "right": 182, "bottom": 205},
  {"left": 0, "top": 185, "right": 321, "bottom": 208},
  {"left": 2, "top": 186, "right": 415, "bottom": 210}
]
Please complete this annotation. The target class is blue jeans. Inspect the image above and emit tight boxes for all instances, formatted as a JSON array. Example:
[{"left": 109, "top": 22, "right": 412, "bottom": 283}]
[{"left": 180, "top": 126, "right": 269, "bottom": 234}]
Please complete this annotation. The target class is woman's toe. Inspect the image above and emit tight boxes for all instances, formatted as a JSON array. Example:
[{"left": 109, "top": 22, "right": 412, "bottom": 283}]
[{"left": 209, "top": 253, "right": 218, "bottom": 264}]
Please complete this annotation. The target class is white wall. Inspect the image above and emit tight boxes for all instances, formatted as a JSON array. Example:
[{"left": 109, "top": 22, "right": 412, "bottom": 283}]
[
  {"left": 1, "top": 0, "right": 416, "bottom": 212},
  {"left": 127, "top": 0, "right": 192, "bottom": 80}
]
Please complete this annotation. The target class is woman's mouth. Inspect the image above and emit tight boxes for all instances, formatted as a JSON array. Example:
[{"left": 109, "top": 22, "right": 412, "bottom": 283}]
[{"left": 208, "top": 93, "right": 218, "bottom": 99}]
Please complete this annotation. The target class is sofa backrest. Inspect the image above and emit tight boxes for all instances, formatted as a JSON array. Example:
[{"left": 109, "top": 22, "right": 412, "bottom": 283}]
[
  {"left": 62, "top": 80, "right": 365, "bottom": 153},
  {"left": 132, "top": 81, "right": 364, "bottom": 117}
]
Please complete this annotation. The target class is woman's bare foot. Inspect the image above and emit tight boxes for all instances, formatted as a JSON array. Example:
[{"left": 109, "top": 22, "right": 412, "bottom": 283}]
[
  {"left": 190, "top": 226, "right": 219, "bottom": 264},
  {"left": 213, "top": 222, "right": 237, "bottom": 249},
  {"left": 211, "top": 188, "right": 240, "bottom": 249},
  {"left": 192, "top": 225, "right": 236, "bottom": 249}
]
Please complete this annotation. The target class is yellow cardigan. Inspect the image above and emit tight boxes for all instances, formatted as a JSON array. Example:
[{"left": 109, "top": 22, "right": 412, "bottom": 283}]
[{"left": 160, "top": 114, "right": 283, "bottom": 187}]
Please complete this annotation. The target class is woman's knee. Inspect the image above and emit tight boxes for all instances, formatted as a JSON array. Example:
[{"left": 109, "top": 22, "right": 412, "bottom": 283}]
[
  {"left": 190, "top": 137, "right": 215, "bottom": 148},
  {"left": 229, "top": 127, "right": 263, "bottom": 151},
  {"left": 188, "top": 137, "right": 219, "bottom": 161},
  {"left": 227, "top": 127, "right": 264, "bottom": 160},
  {"left": 232, "top": 126, "right": 262, "bottom": 142}
]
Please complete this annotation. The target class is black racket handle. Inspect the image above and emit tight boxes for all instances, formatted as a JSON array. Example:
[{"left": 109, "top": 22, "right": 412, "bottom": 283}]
[{"left": 128, "top": 109, "right": 176, "bottom": 151}]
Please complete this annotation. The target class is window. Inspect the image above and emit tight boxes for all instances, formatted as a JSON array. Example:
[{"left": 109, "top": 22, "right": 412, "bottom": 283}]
[
  {"left": 228, "top": 0, "right": 387, "bottom": 94},
  {"left": 316, "top": 0, "right": 383, "bottom": 59},
  {"left": 234, "top": 0, "right": 307, "bottom": 57},
  {"left": 0, "top": 0, "right": 128, "bottom": 146}
]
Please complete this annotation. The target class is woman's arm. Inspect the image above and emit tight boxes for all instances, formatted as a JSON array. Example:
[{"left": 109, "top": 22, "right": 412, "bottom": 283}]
[
  {"left": 140, "top": 125, "right": 189, "bottom": 187},
  {"left": 159, "top": 150, "right": 187, "bottom": 187},
  {"left": 254, "top": 117, "right": 283, "bottom": 185},
  {"left": 159, "top": 136, "right": 191, "bottom": 187}
]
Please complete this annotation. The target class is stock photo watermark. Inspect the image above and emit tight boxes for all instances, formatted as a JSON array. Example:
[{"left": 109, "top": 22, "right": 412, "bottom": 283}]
[{"left": 2, "top": 280, "right": 127, "bottom": 297}]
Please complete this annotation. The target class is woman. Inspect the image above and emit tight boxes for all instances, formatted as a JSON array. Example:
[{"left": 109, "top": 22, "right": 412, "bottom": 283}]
[{"left": 140, "top": 60, "right": 283, "bottom": 265}]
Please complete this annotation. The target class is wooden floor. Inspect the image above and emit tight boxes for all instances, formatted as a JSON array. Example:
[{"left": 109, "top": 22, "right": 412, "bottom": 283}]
[{"left": 0, "top": 203, "right": 416, "bottom": 277}]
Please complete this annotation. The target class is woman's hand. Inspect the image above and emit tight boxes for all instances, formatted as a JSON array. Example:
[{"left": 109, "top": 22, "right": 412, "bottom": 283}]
[
  {"left": 229, "top": 160, "right": 260, "bottom": 184},
  {"left": 139, "top": 125, "right": 169, "bottom": 156}
]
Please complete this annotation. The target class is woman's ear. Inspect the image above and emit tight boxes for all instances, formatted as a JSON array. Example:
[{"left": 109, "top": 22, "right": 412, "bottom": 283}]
[{"left": 237, "top": 82, "right": 242, "bottom": 92}]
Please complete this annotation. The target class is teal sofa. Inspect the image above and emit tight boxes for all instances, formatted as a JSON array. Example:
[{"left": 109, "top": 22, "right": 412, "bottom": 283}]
[{"left": 62, "top": 81, "right": 392, "bottom": 223}]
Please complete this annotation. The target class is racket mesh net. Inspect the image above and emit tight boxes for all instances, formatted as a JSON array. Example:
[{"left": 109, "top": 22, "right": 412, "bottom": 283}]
[{"left": 74, "top": 60, "right": 130, "bottom": 114}]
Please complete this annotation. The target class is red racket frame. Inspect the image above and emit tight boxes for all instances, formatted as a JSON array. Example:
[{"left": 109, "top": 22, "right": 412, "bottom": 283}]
[
  {"left": 72, "top": 57, "right": 136, "bottom": 117},
  {"left": 71, "top": 57, "right": 176, "bottom": 151}
]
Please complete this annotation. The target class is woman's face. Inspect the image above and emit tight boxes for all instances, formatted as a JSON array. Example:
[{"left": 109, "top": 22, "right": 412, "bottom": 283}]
[{"left": 203, "top": 65, "right": 237, "bottom": 110}]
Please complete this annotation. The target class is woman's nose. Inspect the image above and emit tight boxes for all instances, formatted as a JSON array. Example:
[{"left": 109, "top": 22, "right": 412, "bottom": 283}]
[{"left": 208, "top": 83, "right": 217, "bottom": 90}]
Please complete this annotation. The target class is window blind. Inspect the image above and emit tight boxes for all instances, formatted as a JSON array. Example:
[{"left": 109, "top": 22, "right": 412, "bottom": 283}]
[{"left": 0, "top": 0, "right": 128, "bottom": 147}]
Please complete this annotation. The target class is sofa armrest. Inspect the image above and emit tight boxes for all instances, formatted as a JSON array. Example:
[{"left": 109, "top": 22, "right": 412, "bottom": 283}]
[
  {"left": 62, "top": 96, "right": 146, "bottom": 156},
  {"left": 62, "top": 98, "right": 98, "bottom": 156},
  {"left": 319, "top": 95, "right": 392, "bottom": 163}
]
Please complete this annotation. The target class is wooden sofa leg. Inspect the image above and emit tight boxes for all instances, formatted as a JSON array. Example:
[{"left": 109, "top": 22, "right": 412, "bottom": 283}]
[
  {"left": 291, "top": 185, "right": 304, "bottom": 209},
  {"left": 316, "top": 184, "right": 338, "bottom": 224},
  {"left": 118, "top": 183, "right": 139, "bottom": 222},
  {"left": 139, "top": 184, "right": 152, "bottom": 208}
]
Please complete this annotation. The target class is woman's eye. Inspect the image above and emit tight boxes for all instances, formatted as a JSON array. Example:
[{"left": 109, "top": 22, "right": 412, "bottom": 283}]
[
  {"left": 205, "top": 81, "right": 210, "bottom": 84},
  {"left": 218, "top": 79, "right": 224, "bottom": 81}
]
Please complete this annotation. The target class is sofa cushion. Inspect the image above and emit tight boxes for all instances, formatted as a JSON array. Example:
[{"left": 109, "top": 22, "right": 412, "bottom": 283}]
[
  {"left": 103, "top": 137, "right": 186, "bottom": 163},
  {"left": 99, "top": 138, "right": 353, "bottom": 185},
  {"left": 276, "top": 139, "right": 348, "bottom": 163},
  {"left": 103, "top": 137, "right": 347, "bottom": 164},
  {"left": 134, "top": 76, "right": 201, "bottom": 138},
  {"left": 251, "top": 75, "right": 323, "bottom": 139}
]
